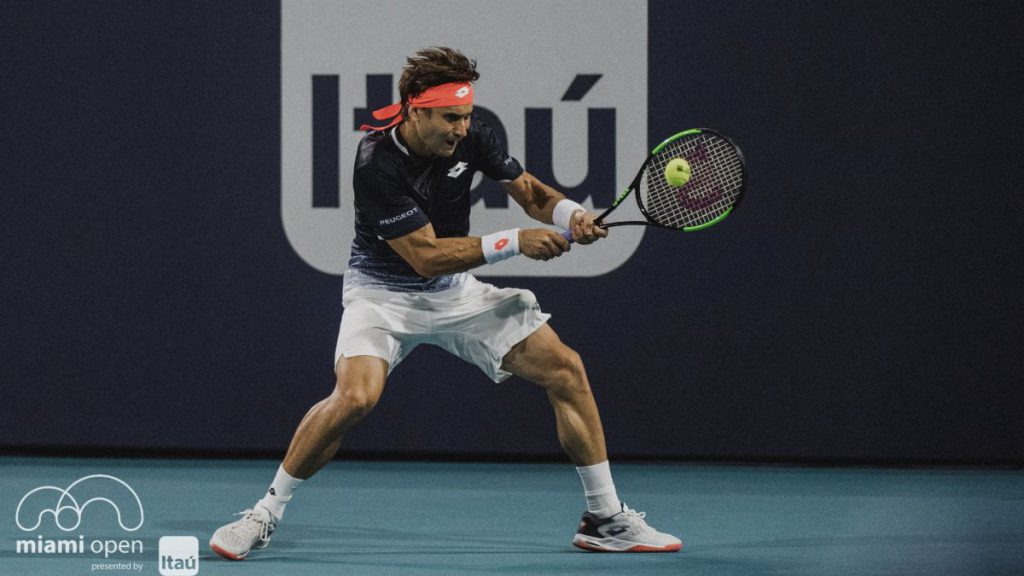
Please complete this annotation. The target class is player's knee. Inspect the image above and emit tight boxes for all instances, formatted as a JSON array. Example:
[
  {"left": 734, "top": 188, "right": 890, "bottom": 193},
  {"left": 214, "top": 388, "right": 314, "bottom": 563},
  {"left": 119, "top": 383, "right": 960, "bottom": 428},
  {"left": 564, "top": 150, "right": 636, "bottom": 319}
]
[
  {"left": 331, "top": 375, "right": 381, "bottom": 420},
  {"left": 546, "top": 348, "right": 589, "bottom": 395}
]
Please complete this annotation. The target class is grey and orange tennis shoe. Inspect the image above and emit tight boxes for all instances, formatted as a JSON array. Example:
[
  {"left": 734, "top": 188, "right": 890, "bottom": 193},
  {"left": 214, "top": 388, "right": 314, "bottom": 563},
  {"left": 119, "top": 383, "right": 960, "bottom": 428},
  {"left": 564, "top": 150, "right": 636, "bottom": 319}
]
[
  {"left": 573, "top": 504, "right": 682, "bottom": 552},
  {"left": 210, "top": 506, "right": 276, "bottom": 560}
]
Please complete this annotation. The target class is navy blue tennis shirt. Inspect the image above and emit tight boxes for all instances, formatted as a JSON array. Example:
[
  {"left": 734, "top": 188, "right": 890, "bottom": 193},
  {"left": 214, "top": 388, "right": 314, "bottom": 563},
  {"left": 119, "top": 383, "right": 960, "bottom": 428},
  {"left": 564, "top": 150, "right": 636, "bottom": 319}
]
[{"left": 348, "top": 117, "right": 524, "bottom": 291}]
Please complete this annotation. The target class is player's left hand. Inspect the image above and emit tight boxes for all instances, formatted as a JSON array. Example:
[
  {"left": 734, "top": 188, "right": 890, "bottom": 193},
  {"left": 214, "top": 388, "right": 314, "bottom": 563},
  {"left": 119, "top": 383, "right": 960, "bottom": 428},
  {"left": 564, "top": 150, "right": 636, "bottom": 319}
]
[{"left": 569, "top": 211, "right": 608, "bottom": 245}]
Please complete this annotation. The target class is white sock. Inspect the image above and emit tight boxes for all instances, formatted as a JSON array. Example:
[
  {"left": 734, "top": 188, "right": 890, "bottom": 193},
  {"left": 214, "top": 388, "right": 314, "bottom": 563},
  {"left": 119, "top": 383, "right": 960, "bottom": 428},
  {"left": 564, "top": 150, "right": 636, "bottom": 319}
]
[
  {"left": 255, "top": 464, "right": 303, "bottom": 522},
  {"left": 575, "top": 461, "right": 621, "bottom": 518}
]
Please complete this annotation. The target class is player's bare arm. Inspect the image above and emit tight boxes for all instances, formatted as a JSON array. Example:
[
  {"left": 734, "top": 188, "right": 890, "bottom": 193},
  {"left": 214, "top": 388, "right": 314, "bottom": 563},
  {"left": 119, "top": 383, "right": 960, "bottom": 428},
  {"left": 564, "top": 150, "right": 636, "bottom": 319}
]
[
  {"left": 502, "top": 172, "right": 608, "bottom": 245},
  {"left": 386, "top": 222, "right": 570, "bottom": 278}
]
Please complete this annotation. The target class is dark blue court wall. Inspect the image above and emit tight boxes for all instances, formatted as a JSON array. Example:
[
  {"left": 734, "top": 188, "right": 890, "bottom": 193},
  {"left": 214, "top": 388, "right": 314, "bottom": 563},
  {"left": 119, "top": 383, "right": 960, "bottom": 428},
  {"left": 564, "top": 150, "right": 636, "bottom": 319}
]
[{"left": 2, "top": 1, "right": 1021, "bottom": 464}]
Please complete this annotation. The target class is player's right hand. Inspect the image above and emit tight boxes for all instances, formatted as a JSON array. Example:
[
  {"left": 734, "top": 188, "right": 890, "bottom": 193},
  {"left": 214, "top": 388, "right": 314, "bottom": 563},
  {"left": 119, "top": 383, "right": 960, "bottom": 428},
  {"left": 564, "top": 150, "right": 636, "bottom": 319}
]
[
  {"left": 569, "top": 210, "right": 609, "bottom": 245},
  {"left": 519, "top": 229, "right": 570, "bottom": 261}
]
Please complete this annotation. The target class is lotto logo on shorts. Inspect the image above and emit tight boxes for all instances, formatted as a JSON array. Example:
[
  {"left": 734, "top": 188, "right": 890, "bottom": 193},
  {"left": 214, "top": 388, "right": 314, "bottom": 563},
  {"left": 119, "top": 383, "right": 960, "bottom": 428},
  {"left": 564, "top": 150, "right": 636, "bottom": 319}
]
[
  {"left": 282, "top": 0, "right": 646, "bottom": 277},
  {"left": 158, "top": 536, "right": 198, "bottom": 576},
  {"left": 494, "top": 238, "right": 509, "bottom": 250}
]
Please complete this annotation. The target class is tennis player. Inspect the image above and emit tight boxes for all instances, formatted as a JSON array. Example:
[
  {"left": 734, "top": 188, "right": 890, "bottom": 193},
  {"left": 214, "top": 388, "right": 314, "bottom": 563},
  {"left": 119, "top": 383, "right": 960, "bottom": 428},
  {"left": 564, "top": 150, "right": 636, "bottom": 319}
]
[{"left": 210, "top": 47, "right": 681, "bottom": 558}]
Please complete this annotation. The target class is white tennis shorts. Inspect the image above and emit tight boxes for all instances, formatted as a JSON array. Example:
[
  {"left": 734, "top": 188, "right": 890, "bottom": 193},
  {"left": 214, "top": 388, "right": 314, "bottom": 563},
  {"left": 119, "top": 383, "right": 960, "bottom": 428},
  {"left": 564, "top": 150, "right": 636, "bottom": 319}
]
[{"left": 334, "top": 272, "right": 551, "bottom": 382}]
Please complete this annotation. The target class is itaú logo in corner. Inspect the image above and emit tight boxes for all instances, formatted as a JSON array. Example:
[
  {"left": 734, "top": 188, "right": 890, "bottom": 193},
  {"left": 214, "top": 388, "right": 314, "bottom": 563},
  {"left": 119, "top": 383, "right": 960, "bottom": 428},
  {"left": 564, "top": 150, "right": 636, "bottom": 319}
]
[
  {"left": 281, "top": 0, "right": 647, "bottom": 278},
  {"left": 14, "top": 474, "right": 146, "bottom": 558}
]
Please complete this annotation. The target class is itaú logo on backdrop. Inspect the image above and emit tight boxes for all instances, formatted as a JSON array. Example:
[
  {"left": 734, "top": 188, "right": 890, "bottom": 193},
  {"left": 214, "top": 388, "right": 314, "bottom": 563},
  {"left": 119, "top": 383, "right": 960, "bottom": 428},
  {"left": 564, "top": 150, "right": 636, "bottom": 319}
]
[{"left": 281, "top": 0, "right": 647, "bottom": 278}]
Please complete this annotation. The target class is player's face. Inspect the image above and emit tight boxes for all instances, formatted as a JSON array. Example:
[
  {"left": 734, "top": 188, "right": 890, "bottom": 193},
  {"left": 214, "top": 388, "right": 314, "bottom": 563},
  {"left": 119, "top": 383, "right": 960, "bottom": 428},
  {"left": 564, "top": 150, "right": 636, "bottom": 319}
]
[{"left": 408, "top": 104, "right": 473, "bottom": 157}]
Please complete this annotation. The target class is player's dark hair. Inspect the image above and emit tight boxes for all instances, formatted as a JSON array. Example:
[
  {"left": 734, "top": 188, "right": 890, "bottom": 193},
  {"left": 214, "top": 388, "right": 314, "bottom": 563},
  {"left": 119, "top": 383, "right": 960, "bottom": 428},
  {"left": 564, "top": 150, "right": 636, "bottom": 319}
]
[{"left": 399, "top": 47, "right": 479, "bottom": 106}]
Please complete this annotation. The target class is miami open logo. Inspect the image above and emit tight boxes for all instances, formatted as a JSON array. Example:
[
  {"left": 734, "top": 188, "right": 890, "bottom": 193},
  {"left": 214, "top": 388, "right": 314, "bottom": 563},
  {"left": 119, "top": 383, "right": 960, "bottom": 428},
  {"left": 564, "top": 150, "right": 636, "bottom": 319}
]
[{"left": 14, "top": 474, "right": 145, "bottom": 558}]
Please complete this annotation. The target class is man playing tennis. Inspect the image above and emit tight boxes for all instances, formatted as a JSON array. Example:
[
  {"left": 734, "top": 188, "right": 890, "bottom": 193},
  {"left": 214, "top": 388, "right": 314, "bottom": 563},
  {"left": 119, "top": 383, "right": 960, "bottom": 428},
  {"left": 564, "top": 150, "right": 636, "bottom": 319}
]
[{"left": 210, "top": 46, "right": 681, "bottom": 558}]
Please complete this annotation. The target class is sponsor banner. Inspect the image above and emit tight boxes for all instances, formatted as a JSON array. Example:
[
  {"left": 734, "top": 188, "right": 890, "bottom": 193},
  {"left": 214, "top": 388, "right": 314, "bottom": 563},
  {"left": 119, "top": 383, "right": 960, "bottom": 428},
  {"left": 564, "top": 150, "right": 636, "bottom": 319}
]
[{"left": 282, "top": 0, "right": 647, "bottom": 276}]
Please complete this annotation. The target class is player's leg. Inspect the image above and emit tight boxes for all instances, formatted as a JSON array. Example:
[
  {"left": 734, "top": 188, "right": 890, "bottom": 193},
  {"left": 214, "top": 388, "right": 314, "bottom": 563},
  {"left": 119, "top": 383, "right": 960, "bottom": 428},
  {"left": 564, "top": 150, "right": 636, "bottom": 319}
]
[
  {"left": 500, "top": 323, "right": 607, "bottom": 466},
  {"left": 500, "top": 324, "right": 682, "bottom": 553},
  {"left": 282, "top": 354, "right": 388, "bottom": 478},
  {"left": 209, "top": 354, "right": 388, "bottom": 560}
]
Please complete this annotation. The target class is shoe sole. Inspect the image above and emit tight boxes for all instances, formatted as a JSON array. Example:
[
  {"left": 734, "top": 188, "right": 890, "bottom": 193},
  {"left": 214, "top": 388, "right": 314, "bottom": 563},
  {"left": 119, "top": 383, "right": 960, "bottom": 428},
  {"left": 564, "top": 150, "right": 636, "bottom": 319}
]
[
  {"left": 210, "top": 542, "right": 247, "bottom": 561},
  {"left": 573, "top": 535, "right": 682, "bottom": 553}
]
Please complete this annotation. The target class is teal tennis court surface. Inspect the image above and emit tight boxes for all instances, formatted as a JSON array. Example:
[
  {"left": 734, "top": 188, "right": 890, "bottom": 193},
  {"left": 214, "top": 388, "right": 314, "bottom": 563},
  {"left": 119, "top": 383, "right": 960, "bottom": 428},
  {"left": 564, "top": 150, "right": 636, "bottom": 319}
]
[{"left": 2, "top": 456, "right": 1021, "bottom": 575}]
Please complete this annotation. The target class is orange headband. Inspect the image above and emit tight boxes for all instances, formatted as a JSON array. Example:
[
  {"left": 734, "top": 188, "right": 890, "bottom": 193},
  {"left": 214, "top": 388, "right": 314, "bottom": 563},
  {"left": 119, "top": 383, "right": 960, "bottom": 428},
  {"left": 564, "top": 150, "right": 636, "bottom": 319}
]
[{"left": 359, "top": 82, "right": 474, "bottom": 131}]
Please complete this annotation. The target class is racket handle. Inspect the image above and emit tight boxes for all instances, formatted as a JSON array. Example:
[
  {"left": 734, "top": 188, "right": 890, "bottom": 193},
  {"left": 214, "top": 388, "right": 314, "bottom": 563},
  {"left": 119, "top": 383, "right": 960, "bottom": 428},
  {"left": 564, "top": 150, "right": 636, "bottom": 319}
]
[{"left": 560, "top": 215, "right": 606, "bottom": 245}]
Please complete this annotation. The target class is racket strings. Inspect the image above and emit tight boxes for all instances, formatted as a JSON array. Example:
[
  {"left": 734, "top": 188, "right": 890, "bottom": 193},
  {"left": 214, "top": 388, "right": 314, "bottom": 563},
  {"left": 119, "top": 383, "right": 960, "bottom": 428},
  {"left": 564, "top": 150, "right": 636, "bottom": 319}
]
[{"left": 641, "top": 134, "right": 744, "bottom": 229}]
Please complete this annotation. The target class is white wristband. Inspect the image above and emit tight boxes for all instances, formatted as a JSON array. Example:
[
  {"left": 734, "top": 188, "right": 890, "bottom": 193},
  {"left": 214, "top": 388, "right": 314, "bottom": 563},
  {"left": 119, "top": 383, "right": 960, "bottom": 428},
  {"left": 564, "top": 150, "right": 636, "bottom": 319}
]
[
  {"left": 552, "top": 199, "right": 586, "bottom": 230},
  {"left": 481, "top": 229, "right": 521, "bottom": 264}
]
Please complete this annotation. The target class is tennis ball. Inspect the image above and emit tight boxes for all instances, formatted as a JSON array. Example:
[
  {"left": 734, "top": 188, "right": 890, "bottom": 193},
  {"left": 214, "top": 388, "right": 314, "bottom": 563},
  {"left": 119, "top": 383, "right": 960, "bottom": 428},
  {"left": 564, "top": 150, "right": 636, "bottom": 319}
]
[{"left": 665, "top": 158, "right": 691, "bottom": 187}]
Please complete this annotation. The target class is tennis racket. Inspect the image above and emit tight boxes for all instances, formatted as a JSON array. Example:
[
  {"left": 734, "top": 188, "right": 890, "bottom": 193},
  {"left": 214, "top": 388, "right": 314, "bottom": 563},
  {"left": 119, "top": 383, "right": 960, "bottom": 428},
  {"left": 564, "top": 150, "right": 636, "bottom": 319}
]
[{"left": 562, "top": 128, "right": 746, "bottom": 241}]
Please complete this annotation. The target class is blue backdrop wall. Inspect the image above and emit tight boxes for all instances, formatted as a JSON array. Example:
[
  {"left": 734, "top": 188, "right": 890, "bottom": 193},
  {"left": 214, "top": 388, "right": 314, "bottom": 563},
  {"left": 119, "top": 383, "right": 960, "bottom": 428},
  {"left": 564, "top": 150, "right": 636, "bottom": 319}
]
[{"left": 2, "top": 1, "right": 1022, "bottom": 464}]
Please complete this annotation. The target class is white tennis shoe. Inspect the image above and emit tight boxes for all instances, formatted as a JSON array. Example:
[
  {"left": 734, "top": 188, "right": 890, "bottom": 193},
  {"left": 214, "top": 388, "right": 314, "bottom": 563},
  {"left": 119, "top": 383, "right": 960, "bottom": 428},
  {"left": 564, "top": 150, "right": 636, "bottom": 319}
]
[
  {"left": 573, "top": 504, "right": 682, "bottom": 552},
  {"left": 210, "top": 506, "right": 276, "bottom": 560}
]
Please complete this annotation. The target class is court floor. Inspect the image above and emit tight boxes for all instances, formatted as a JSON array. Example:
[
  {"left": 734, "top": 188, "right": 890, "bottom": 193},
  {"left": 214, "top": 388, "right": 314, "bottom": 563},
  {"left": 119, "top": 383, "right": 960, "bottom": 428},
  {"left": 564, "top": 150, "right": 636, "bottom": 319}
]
[{"left": 1, "top": 456, "right": 1022, "bottom": 575}]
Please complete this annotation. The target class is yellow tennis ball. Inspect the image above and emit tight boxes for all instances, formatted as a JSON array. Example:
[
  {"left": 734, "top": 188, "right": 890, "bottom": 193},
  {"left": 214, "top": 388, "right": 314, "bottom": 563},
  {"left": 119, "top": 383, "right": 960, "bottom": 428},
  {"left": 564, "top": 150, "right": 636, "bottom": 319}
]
[{"left": 665, "top": 158, "right": 691, "bottom": 187}]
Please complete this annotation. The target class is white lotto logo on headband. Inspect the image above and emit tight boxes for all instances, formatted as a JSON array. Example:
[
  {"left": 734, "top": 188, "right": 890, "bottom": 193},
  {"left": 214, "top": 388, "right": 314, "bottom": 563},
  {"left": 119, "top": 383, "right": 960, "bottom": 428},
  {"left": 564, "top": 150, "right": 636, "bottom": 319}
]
[{"left": 281, "top": 0, "right": 646, "bottom": 277}]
